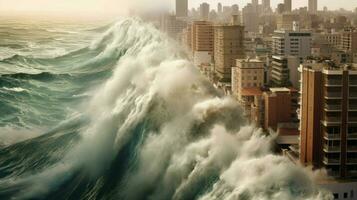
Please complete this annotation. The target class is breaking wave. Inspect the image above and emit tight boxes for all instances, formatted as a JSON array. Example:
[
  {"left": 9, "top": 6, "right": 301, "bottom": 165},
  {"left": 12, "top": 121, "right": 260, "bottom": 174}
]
[{"left": 0, "top": 18, "right": 333, "bottom": 200}]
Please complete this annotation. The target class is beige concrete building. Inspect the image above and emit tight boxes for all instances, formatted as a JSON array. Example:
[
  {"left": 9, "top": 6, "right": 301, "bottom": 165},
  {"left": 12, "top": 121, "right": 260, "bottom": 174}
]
[
  {"left": 340, "top": 28, "right": 357, "bottom": 54},
  {"left": 276, "top": 14, "right": 299, "bottom": 30},
  {"left": 191, "top": 21, "right": 214, "bottom": 52},
  {"left": 232, "top": 58, "right": 265, "bottom": 101},
  {"left": 214, "top": 24, "right": 245, "bottom": 82}
]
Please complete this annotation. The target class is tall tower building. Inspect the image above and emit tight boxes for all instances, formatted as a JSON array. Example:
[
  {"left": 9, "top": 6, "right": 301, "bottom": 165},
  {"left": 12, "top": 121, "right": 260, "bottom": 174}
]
[
  {"left": 200, "top": 3, "right": 210, "bottom": 20},
  {"left": 214, "top": 24, "right": 245, "bottom": 82},
  {"left": 300, "top": 62, "right": 357, "bottom": 179},
  {"left": 176, "top": 0, "right": 188, "bottom": 17},
  {"left": 262, "top": 0, "right": 271, "bottom": 12},
  {"left": 218, "top": 3, "right": 222, "bottom": 13},
  {"left": 308, "top": 0, "right": 318, "bottom": 13},
  {"left": 284, "top": 0, "right": 292, "bottom": 13},
  {"left": 252, "top": 0, "right": 259, "bottom": 7}
]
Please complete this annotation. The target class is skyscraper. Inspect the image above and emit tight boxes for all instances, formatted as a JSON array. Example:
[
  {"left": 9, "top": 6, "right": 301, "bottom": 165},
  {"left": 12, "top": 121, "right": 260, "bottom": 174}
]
[
  {"left": 252, "top": 0, "right": 259, "bottom": 7},
  {"left": 176, "top": 0, "right": 188, "bottom": 17},
  {"left": 284, "top": 0, "right": 292, "bottom": 13},
  {"left": 200, "top": 3, "right": 210, "bottom": 20},
  {"left": 214, "top": 24, "right": 245, "bottom": 82},
  {"left": 217, "top": 3, "right": 222, "bottom": 13},
  {"left": 308, "top": 0, "right": 318, "bottom": 13},
  {"left": 299, "top": 62, "right": 357, "bottom": 179},
  {"left": 262, "top": 0, "right": 271, "bottom": 12}
]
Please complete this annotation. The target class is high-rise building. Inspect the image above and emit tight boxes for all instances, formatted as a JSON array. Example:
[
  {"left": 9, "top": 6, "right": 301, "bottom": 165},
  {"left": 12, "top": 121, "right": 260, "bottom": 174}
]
[
  {"left": 242, "top": 3, "right": 259, "bottom": 33},
  {"left": 191, "top": 21, "right": 214, "bottom": 66},
  {"left": 262, "top": 0, "right": 271, "bottom": 12},
  {"left": 176, "top": 0, "right": 188, "bottom": 17},
  {"left": 340, "top": 27, "right": 357, "bottom": 54},
  {"left": 200, "top": 3, "right": 210, "bottom": 20},
  {"left": 272, "top": 29, "right": 312, "bottom": 59},
  {"left": 284, "top": 0, "right": 292, "bottom": 13},
  {"left": 277, "top": 3, "right": 285, "bottom": 14},
  {"left": 161, "top": 15, "right": 187, "bottom": 39},
  {"left": 232, "top": 58, "right": 265, "bottom": 101},
  {"left": 217, "top": 3, "right": 222, "bottom": 13},
  {"left": 308, "top": 0, "right": 318, "bottom": 13},
  {"left": 276, "top": 14, "right": 299, "bottom": 30},
  {"left": 214, "top": 24, "right": 245, "bottom": 82},
  {"left": 271, "top": 56, "right": 300, "bottom": 87},
  {"left": 252, "top": 0, "right": 259, "bottom": 7},
  {"left": 231, "top": 4, "right": 239, "bottom": 15},
  {"left": 299, "top": 62, "right": 357, "bottom": 179}
]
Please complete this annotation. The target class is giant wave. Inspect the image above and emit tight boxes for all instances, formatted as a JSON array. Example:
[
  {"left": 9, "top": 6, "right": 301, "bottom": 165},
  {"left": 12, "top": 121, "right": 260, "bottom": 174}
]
[{"left": 0, "top": 18, "right": 333, "bottom": 200}]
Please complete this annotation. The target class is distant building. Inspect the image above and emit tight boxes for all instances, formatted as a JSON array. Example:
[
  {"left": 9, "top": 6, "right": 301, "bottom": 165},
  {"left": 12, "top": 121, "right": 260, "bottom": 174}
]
[
  {"left": 191, "top": 21, "right": 214, "bottom": 66},
  {"left": 262, "top": 0, "right": 271, "bottom": 12},
  {"left": 299, "top": 62, "right": 357, "bottom": 179},
  {"left": 271, "top": 56, "right": 300, "bottom": 87},
  {"left": 308, "top": 0, "right": 318, "bottom": 13},
  {"left": 200, "top": 3, "right": 210, "bottom": 20},
  {"left": 276, "top": 14, "right": 299, "bottom": 30},
  {"left": 176, "top": 0, "right": 188, "bottom": 17},
  {"left": 272, "top": 29, "right": 312, "bottom": 59},
  {"left": 284, "top": 0, "right": 292, "bottom": 13},
  {"left": 232, "top": 58, "right": 265, "bottom": 101},
  {"left": 214, "top": 24, "right": 245, "bottom": 82},
  {"left": 242, "top": 4, "right": 259, "bottom": 33},
  {"left": 277, "top": 3, "right": 285, "bottom": 14},
  {"left": 161, "top": 15, "right": 187, "bottom": 39},
  {"left": 340, "top": 28, "right": 357, "bottom": 54},
  {"left": 217, "top": 3, "right": 222, "bottom": 13}
]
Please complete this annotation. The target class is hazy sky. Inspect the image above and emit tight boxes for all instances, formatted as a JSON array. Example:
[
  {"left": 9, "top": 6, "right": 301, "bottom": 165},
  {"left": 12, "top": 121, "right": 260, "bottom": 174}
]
[{"left": 0, "top": 0, "right": 355, "bottom": 16}]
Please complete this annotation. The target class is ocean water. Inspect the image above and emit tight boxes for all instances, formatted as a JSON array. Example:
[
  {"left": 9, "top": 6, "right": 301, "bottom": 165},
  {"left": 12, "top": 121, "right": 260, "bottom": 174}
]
[{"left": 0, "top": 17, "right": 333, "bottom": 200}]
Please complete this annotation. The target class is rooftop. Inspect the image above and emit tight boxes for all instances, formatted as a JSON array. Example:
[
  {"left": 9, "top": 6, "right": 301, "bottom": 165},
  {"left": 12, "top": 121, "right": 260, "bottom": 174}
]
[
  {"left": 270, "top": 87, "right": 291, "bottom": 93},
  {"left": 241, "top": 87, "right": 263, "bottom": 96}
]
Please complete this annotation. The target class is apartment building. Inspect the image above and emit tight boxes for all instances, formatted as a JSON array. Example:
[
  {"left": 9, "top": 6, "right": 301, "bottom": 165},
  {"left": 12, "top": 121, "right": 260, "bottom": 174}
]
[
  {"left": 300, "top": 62, "right": 357, "bottom": 179},
  {"left": 214, "top": 24, "right": 245, "bottom": 82}
]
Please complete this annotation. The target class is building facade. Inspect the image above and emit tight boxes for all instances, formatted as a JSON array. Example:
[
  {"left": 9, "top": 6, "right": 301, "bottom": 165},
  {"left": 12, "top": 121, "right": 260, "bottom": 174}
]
[
  {"left": 300, "top": 63, "right": 357, "bottom": 179},
  {"left": 214, "top": 24, "right": 245, "bottom": 82},
  {"left": 176, "top": 0, "right": 188, "bottom": 17}
]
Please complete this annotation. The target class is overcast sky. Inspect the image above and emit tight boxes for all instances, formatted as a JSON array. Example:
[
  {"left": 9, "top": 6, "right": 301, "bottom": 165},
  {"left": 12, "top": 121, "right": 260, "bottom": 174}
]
[{"left": 0, "top": 0, "right": 355, "bottom": 16}]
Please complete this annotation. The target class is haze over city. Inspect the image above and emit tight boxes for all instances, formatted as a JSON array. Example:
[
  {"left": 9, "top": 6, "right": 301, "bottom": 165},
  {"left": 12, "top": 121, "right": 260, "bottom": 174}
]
[{"left": 0, "top": 0, "right": 355, "bottom": 16}]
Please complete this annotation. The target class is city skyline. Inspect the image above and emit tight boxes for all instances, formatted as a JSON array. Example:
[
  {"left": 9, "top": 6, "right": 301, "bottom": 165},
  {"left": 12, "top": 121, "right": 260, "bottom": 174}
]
[
  {"left": 189, "top": 0, "right": 356, "bottom": 11},
  {"left": 0, "top": 0, "right": 355, "bottom": 16}
]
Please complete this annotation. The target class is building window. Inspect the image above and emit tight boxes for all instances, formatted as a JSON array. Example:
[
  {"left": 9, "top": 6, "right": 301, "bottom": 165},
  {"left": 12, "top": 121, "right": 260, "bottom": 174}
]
[
  {"left": 344, "top": 193, "right": 348, "bottom": 198},
  {"left": 333, "top": 193, "right": 339, "bottom": 199}
]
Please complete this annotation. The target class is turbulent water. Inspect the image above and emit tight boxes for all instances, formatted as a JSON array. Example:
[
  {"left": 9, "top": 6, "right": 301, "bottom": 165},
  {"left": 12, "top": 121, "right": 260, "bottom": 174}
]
[{"left": 0, "top": 17, "right": 333, "bottom": 200}]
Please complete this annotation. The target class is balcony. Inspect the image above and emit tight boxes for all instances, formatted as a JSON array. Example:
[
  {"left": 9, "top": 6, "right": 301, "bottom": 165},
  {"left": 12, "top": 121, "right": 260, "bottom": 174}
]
[
  {"left": 323, "top": 157, "right": 340, "bottom": 165},
  {"left": 324, "top": 104, "right": 342, "bottom": 111},
  {"left": 350, "top": 92, "right": 357, "bottom": 99},
  {"left": 347, "top": 158, "right": 357, "bottom": 164},
  {"left": 323, "top": 145, "right": 340, "bottom": 152},
  {"left": 349, "top": 79, "right": 357, "bottom": 86},
  {"left": 349, "top": 104, "right": 357, "bottom": 111},
  {"left": 347, "top": 170, "right": 357, "bottom": 178},
  {"left": 347, "top": 133, "right": 357, "bottom": 139},
  {"left": 325, "top": 79, "right": 342, "bottom": 86},
  {"left": 348, "top": 117, "right": 357, "bottom": 123},
  {"left": 324, "top": 133, "right": 340, "bottom": 140},
  {"left": 324, "top": 92, "right": 342, "bottom": 99},
  {"left": 324, "top": 117, "right": 341, "bottom": 123},
  {"left": 347, "top": 146, "right": 357, "bottom": 152}
]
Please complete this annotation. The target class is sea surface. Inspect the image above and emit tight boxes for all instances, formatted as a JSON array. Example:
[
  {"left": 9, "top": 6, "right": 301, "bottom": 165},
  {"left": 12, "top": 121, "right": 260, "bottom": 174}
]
[{"left": 0, "top": 17, "right": 333, "bottom": 200}]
